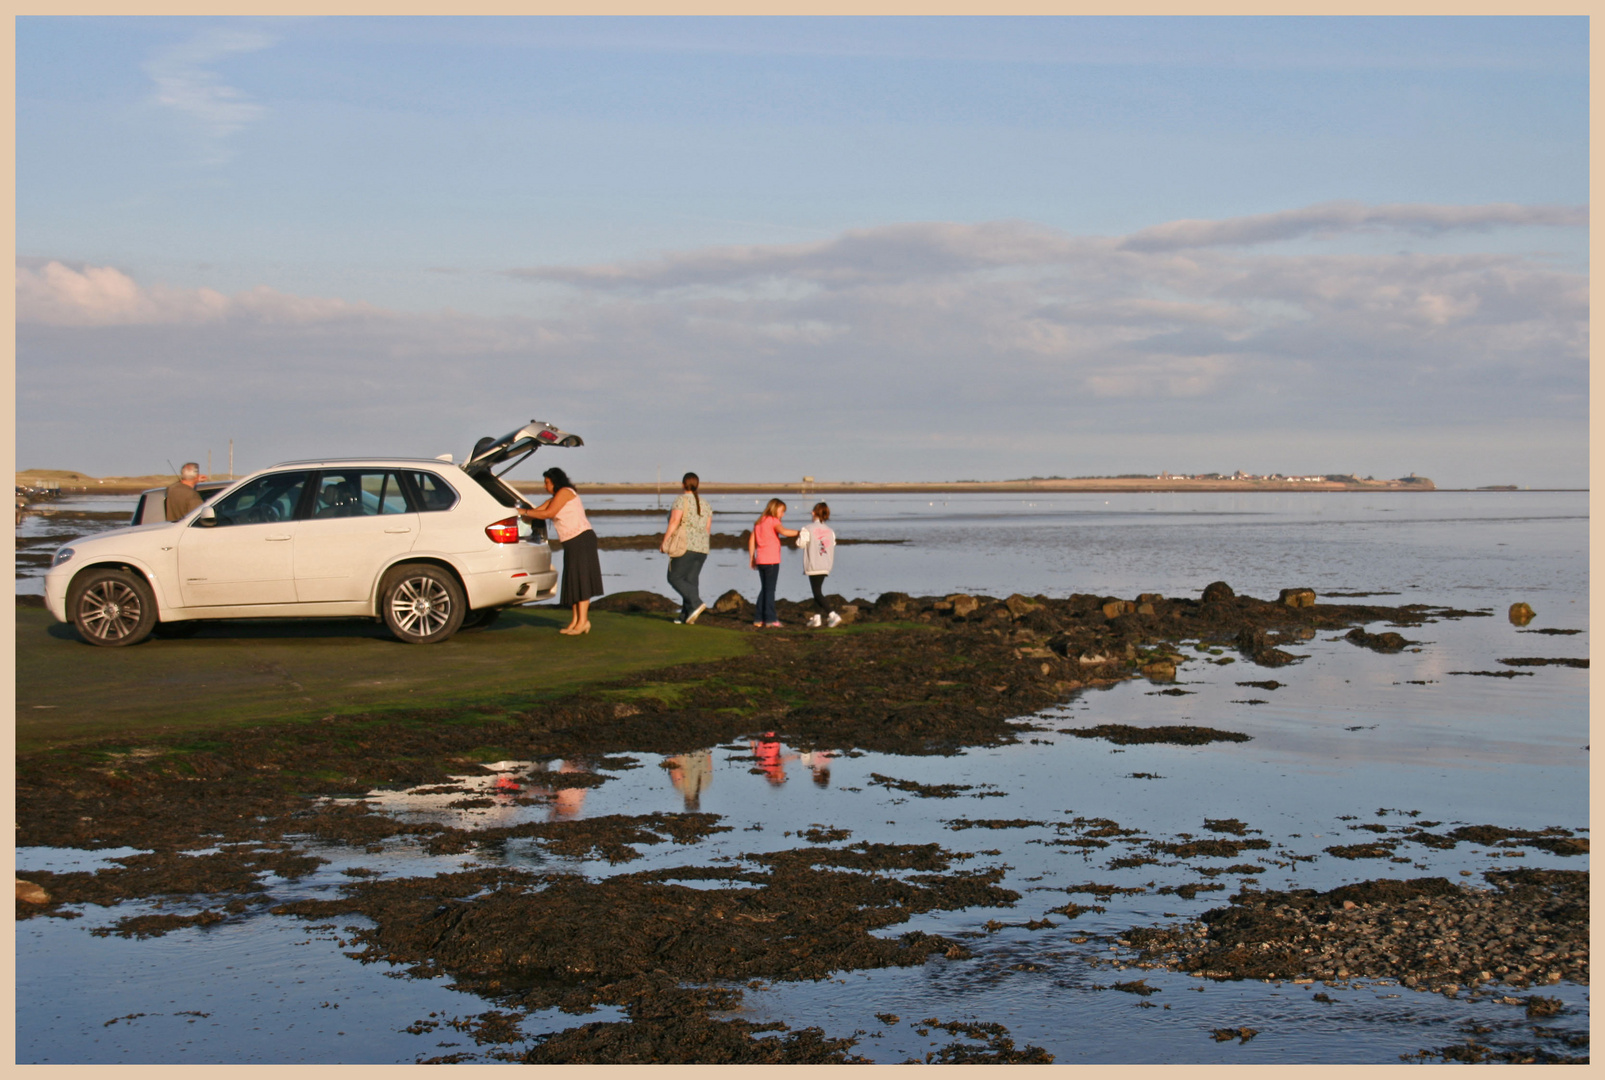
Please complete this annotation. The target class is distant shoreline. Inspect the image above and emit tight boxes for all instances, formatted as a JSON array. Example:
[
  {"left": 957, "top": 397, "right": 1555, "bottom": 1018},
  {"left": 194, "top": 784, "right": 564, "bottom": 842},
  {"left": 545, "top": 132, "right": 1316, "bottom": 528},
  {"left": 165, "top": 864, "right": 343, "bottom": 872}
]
[
  {"left": 14, "top": 470, "right": 1583, "bottom": 497},
  {"left": 520, "top": 478, "right": 1448, "bottom": 495}
]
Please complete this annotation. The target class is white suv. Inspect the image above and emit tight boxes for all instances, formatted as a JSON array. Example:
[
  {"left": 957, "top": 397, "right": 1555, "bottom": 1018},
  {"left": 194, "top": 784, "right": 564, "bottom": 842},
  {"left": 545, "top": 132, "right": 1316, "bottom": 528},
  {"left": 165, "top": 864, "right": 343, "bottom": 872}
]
[{"left": 44, "top": 420, "right": 582, "bottom": 647}]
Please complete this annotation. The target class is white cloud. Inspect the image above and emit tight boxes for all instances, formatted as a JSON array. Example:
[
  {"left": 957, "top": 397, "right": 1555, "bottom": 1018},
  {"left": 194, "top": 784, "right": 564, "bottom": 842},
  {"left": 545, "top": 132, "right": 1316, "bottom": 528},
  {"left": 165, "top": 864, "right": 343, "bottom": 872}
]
[
  {"left": 142, "top": 27, "right": 274, "bottom": 156},
  {"left": 1118, "top": 200, "right": 1587, "bottom": 252},
  {"left": 16, "top": 262, "right": 377, "bottom": 327},
  {"left": 15, "top": 200, "right": 1588, "bottom": 485},
  {"left": 506, "top": 220, "right": 1092, "bottom": 291}
]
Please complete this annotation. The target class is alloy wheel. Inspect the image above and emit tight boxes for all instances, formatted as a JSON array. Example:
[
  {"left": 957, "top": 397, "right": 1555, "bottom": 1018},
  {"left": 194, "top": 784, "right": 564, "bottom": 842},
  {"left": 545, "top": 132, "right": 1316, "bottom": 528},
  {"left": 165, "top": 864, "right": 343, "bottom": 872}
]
[
  {"left": 389, "top": 575, "right": 454, "bottom": 638},
  {"left": 78, "top": 580, "right": 145, "bottom": 642}
]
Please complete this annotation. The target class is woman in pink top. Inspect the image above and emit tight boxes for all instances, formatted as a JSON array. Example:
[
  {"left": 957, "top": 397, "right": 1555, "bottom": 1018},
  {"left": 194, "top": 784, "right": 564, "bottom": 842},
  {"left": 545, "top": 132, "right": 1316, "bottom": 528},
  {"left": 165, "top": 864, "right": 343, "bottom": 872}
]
[
  {"left": 747, "top": 498, "right": 799, "bottom": 627},
  {"left": 520, "top": 467, "right": 603, "bottom": 635}
]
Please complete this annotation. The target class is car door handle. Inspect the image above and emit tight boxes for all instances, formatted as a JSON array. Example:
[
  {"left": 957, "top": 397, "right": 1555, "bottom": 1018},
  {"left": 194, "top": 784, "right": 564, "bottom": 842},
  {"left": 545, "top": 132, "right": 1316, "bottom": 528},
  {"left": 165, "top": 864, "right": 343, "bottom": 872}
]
[
  {"left": 265, "top": 534, "right": 291, "bottom": 541},
  {"left": 384, "top": 527, "right": 412, "bottom": 534}
]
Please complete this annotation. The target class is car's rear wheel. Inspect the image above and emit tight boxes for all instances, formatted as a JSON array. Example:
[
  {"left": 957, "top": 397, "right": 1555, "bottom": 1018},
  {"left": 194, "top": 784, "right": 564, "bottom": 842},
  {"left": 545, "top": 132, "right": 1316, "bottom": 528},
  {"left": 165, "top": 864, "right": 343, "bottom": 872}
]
[
  {"left": 69, "top": 568, "right": 157, "bottom": 647},
  {"left": 380, "top": 564, "right": 466, "bottom": 644},
  {"left": 457, "top": 608, "right": 502, "bottom": 634}
]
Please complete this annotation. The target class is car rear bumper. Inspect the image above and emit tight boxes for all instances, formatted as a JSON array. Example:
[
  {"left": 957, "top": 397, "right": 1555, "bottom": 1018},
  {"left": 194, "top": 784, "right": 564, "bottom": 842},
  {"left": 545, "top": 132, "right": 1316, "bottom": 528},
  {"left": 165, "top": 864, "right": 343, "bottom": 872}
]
[{"left": 461, "top": 566, "right": 559, "bottom": 609}]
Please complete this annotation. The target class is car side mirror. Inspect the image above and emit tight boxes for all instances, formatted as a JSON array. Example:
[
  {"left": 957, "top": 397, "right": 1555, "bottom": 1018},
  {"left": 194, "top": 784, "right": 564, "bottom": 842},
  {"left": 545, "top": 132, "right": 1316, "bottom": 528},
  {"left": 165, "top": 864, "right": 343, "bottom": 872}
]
[{"left": 197, "top": 505, "right": 217, "bottom": 527}]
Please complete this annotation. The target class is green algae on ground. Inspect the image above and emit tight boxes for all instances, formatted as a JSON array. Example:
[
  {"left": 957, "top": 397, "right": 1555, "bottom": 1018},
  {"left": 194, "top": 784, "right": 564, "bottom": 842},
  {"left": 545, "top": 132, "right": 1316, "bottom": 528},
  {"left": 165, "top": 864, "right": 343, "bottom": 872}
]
[{"left": 15, "top": 604, "right": 750, "bottom": 752}]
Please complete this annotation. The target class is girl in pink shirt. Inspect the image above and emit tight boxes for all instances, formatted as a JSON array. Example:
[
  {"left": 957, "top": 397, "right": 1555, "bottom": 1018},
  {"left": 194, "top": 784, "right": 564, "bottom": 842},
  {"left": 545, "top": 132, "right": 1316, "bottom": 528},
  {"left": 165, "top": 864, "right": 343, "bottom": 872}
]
[{"left": 747, "top": 498, "right": 799, "bottom": 627}]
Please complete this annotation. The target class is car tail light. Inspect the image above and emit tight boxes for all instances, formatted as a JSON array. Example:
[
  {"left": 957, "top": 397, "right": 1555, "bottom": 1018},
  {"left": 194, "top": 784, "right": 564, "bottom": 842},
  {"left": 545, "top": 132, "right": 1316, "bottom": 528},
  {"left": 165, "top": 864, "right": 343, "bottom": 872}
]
[{"left": 485, "top": 517, "right": 519, "bottom": 544}]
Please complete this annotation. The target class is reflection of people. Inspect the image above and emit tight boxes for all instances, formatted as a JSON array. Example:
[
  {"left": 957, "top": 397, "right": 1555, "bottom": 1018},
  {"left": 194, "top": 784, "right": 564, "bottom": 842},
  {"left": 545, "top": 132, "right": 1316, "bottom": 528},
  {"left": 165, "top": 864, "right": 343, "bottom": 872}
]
[
  {"left": 750, "top": 732, "right": 798, "bottom": 786},
  {"left": 527, "top": 759, "right": 592, "bottom": 820},
  {"left": 800, "top": 749, "right": 833, "bottom": 788},
  {"left": 747, "top": 499, "right": 799, "bottom": 628},
  {"left": 662, "top": 473, "right": 711, "bottom": 625},
  {"left": 799, "top": 503, "right": 839, "bottom": 628},
  {"left": 521, "top": 467, "right": 603, "bottom": 635},
  {"left": 664, "top": 749, "right": 713, "bottom": 810},
  {"left": 165, "top": 462, "right": 206, "bottom": 521}
]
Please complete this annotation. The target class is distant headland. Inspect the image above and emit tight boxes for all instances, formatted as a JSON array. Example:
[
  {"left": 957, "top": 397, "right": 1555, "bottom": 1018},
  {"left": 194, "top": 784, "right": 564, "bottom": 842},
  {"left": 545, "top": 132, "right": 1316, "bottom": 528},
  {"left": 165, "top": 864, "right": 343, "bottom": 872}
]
[{"left": 521, "top": 473, "right": 1440, "bottom": 496}]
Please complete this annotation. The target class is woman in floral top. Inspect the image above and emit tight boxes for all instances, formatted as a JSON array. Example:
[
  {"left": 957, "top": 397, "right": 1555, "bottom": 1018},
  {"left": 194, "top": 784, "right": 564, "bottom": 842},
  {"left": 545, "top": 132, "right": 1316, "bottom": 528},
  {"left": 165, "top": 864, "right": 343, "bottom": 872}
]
[{"left": 660, "top": 472, "right": 712, "bottom": 624}]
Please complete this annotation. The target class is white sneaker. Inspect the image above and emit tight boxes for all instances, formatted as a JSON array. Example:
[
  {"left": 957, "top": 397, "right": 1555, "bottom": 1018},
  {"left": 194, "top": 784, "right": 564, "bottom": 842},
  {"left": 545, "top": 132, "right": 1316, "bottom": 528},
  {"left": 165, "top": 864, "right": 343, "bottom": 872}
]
[
  {"left": 685, "top": 604, "right": 707, "bottom": 625},
  {"left": 826, "top": 611, "right": 842, "bottom": 627},
  {"left": 807, "top": 613, "right": 823, "bottom": 628}
]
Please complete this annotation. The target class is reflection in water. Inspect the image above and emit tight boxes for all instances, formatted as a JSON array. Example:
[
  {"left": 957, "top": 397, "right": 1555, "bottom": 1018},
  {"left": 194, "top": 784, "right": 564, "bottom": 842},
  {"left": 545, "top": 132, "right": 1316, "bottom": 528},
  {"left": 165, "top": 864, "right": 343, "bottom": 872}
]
[
  {"left": 664, "top": 750, "right": 712, "bottom": 810},
  {"left": 751, "top": 733, "right": 798, "bottom": 786},
  {"left": 524, "top": 759, "right": 593, "bottom": 820},
  {"left": 800, "top": 749, "right": 833, "bottom": 788}
]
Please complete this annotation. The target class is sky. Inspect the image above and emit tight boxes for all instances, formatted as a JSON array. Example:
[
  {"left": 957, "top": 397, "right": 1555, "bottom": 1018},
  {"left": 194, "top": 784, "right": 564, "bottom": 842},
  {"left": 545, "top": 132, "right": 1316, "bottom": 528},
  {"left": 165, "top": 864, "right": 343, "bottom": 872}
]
[{"left": 15, "top": 16, "right": 1589, "bottom": 487}]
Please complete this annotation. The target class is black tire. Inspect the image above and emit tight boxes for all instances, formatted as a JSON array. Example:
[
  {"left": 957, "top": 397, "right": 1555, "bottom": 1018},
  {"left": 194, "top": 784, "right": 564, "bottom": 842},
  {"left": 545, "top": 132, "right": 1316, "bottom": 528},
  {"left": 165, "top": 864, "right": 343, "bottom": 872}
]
[
  {"left": 380, "top": 563, "right": 466, "bottom": 644},
  {"left": 153, "top": 621, "right": 203, "bottom": 638},
  {"left": 68, "top": 568, "right": 158, "bottom": 647},
  {"left": 457, "top": 608, "right": 502, "bottom": 634}
]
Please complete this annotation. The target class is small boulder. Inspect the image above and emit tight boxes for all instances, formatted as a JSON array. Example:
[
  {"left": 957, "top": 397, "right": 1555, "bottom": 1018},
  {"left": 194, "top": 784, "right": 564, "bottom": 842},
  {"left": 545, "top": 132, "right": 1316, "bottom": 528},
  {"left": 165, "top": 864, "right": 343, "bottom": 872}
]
[
  {"left": 1140, "top": 659, "right": 1177, "bottom": 683},
  {"left": 591, "top": 590, "right": 677, "bottom": 615},
  {"left": 1138, "top": 593, "right": 1164, "bottom": 604},
  {"left": 947, "top": 594, "right": 980, "bottom": 618},
  {"left": 1345, "top": 627, "right": 1410, "bottom": 653},
  {"left": 16, "top": 878, "right": 49, "bottom": 905},
  {"left": 1005, "top": 593, "right": 1043, "bottom": 618},
  {"left": 1279, "top": 588, "right": 1316, "bottom": 609},
  {"left": 1509, "top": 602, "right": 1536, "bottom": 626},
  {"left": 1136, "top": 602, "right": 1155, "bottom": 616},
  {"left": 1101, "top": 599, "right": 1136, "bottom": 619},
  {"left": 837, "top": 604, "right": 860, "bottom": 625},
  {"left": 711, "top": 589, "right": 750, "bottom": 616},
  {"left": 1201, "top": 581, "right": 1235, "bottom": 603},
  {"left": 875, "top": 591, "right": 912, "bottom": 614}
]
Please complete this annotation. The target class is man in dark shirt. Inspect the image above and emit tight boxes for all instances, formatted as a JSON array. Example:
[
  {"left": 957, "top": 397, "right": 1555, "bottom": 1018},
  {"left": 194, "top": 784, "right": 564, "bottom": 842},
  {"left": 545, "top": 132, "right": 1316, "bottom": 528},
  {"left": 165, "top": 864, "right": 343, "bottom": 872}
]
[{"left": 165, "top": 462, "right": 206, "bottom": 521}]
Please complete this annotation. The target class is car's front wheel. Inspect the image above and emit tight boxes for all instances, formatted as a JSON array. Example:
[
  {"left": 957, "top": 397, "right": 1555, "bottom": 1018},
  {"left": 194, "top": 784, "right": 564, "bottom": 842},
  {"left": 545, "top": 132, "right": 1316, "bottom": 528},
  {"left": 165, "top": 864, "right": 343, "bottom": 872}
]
[
  {"left": 69, "top": 568, "right": 158, "bottom": 647},
  {"left": 380, "top": 563, "right": 466, "bottom": 644}
]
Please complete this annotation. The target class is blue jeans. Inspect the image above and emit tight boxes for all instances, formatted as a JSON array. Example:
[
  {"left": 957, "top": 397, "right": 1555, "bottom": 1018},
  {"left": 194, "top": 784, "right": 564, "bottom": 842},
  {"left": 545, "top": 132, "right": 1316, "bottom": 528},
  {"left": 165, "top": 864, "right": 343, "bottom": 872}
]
[
  {"left": 755, "top": 563, "right": 780, "bottom": 623},
  {"left": 667, "top": 551, "right": 707, "bottom": 619}
]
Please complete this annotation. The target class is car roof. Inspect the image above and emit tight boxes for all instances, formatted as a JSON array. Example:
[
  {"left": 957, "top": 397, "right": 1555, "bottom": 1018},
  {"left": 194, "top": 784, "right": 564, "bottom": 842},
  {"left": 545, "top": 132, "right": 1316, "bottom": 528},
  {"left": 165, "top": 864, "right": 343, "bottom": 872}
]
[{"left": 266, "top": 457, "right": 462, "bottom": 469}]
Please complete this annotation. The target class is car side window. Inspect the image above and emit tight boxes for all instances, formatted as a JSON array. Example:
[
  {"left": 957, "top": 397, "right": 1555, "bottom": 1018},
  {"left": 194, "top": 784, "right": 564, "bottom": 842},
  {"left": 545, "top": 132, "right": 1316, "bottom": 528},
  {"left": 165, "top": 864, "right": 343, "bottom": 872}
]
[
  {"left": 404, "top": 471, "right": 459, "bottom": 512},
  {"left": 208, "top": 472, "right": 309, "bottom": 527},
  {"left": 309, "top": 471, "right": 407, "bottom": 518},
  {"left": 363, "top": 472, "right": 409, "bottom": 515}
]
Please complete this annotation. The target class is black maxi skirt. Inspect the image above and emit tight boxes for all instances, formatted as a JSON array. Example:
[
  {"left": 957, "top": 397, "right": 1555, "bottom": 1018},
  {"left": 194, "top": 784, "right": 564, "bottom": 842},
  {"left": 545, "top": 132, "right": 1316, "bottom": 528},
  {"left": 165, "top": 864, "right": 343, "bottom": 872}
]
[{"left": 559, "top": 528, "right": 605, "bottom": 607}]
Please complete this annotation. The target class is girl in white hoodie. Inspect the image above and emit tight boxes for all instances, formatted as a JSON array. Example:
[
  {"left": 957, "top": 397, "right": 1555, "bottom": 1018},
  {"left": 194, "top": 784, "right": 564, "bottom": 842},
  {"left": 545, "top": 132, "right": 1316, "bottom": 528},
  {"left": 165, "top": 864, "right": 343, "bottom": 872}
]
[{"left": 798, "top": 502, "right": 839, "bottom": 627}]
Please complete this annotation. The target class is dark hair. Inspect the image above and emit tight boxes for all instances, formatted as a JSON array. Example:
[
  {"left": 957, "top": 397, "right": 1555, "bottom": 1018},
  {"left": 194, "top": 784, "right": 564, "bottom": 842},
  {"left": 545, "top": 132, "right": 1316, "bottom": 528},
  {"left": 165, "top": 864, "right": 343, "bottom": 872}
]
[
  {"left": 683, "top": 472, "right": 704, "bottom": 517},
  {"left": 812, "top": 502, "right": 830, "bottom": 522},
  {"left": 543, "top": 467, "right": 574, "bottom": 492}
]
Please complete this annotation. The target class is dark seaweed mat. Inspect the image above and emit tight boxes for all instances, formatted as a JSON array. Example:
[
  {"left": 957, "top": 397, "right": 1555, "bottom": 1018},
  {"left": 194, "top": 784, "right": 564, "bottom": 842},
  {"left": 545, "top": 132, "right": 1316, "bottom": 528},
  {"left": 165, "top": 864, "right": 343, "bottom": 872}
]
[
  {"left": 1060, "top": 725, "right": 1252, "bottom": 746},
  {"left": 270, "top": 843, "right": 1018, "bottom": 1059}
]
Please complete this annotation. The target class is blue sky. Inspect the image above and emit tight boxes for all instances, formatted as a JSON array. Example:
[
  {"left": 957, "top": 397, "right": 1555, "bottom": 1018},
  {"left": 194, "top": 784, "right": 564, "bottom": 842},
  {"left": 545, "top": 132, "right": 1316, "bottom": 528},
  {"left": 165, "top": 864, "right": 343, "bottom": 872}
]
[{"left": 16, "top": 17, "right": 1589, "bottom": 485}]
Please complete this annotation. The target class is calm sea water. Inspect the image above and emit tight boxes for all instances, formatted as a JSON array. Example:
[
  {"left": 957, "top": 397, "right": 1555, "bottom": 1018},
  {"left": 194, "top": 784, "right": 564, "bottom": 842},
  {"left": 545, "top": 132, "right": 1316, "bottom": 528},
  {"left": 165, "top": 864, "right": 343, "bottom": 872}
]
[{"left": 17, "top": 491, "right": 1589, "bottom": 1063}]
